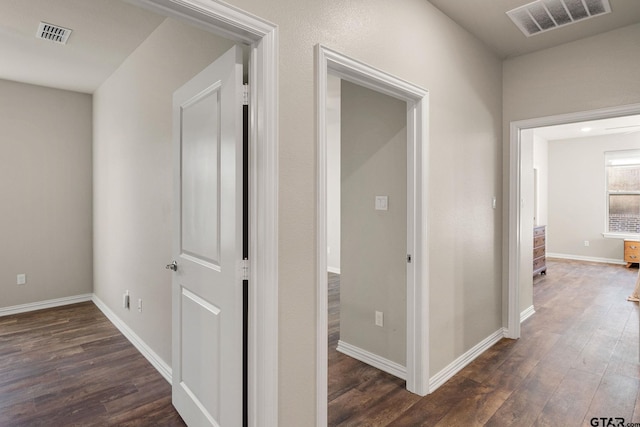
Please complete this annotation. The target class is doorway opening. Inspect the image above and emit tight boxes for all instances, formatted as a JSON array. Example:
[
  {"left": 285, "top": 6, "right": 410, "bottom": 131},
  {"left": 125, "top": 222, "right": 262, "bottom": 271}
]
[
  {"left": 507, "top": 103, "right": 640, "bottom": 339},
  {"left": 129, "top": 1, "right": 279, "bottom": 426},
  {"left": 316, "top": 44, "right": 429, "bottom": 426},
  {"left": 328, "top": 74, "right": 409, "bottom": 383}
]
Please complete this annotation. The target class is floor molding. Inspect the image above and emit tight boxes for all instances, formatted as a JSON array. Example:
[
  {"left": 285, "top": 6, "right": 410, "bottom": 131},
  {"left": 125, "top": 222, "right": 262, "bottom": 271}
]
[
  {"left": 0, "top": 294, "right": 93, "bottom": 317},
  {"left": 92, "top": 295, "right": 172, "bottom": 384},
  {"left": 429, "top": 328, "right": 504, "bottom": 392},
  {"left": 520, "top": 305, "right": 535, "bottom": 323},
  {"left": 336, "top": 340, "right": 406, "bottom": 380},
  {"left": 547, "top": 253, "right": 625, "bottom": 265}
]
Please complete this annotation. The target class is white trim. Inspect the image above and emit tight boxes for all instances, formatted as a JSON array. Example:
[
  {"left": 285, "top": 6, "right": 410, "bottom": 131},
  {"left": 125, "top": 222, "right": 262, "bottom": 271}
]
[
  {"left": 336, "top": 340, "right": 407, "bottom": 380},
  {"left": 507, "top": 103, "right": 640, "bottom": 340},
  {"left": 520, "top": 305, "right": 535, "bottom": 323},
  {"left": 546, "top": 252, "right": 626, "bottom": 265},
  {"left": 0, "top": 294, "right": 92, "bottom": 317},
  {"left": 92, "top": 295, "right": 173, "bottom": 383},
  {"left": 327, "top": 266, "right": 341, "bottom": 275},
  {"left": 316, "top": 44, "right": 430, "bottom": 426},
  {"left": 428, "top": 328, "right": 504, "bottom": 392},
  {"left": 128, "top": 2, "right": 279, "bottom": 426},
  {"left": 603, "top": 232, "right": 640, "bottom": 240}
]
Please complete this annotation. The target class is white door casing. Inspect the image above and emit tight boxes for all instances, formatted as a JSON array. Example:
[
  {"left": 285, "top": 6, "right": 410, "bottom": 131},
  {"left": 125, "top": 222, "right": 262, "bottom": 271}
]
[
  {"left": 506, "top": 102, "right": 640, "bottom": 340},
  {"left": 171, "top": 45, "right": 243, "bottom": 427},
  {"left": 129, "top": 1, "right": 279, "bottom": 426},
  {"left": 316, "top": 44, "right": 430, "bottom": 427}
]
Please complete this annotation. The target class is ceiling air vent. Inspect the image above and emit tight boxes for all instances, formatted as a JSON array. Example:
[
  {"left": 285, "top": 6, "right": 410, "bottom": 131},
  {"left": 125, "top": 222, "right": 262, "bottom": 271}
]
[
  {"left": 507, "top": 0, "right": 611, "bottom": 37},
  {"left": 36, "top": 22, "right": 72, "bottom": 45}
]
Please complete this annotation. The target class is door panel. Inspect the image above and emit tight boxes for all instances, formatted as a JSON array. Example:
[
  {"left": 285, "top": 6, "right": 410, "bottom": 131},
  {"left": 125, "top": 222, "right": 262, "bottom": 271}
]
[
  {"left": 180, "top": 87, "right": 221, "bottom": 265},
  {"left": 171, "top": 45, "right": 243, "bottom": 427}
]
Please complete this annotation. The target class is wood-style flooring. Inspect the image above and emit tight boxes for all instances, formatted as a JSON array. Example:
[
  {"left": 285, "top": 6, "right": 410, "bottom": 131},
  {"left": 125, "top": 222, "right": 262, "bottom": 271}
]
[
  {"left": 0, "top": 302, "right": 186, "bottom": 426},
  {"left": 328, "top": 259, "right": 640, "bottom": 426}
]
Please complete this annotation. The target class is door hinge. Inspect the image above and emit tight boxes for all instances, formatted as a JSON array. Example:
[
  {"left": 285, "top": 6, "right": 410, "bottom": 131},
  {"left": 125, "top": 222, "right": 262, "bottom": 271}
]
[
  {"left": 243, "top": 83, "right": 249, "bottom": 106},
  {"left": 241, "top": 258, "right": 250, "bottom": 280}
]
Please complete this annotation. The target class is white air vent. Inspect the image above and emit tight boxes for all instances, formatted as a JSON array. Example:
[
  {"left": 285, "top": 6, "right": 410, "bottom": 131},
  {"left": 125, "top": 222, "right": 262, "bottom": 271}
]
[
  {"left": 36, "top": 22, "right": 72, "bottom": 45},
  {"left": 507, "top": 0, "right": 611, "bottom": 37}
]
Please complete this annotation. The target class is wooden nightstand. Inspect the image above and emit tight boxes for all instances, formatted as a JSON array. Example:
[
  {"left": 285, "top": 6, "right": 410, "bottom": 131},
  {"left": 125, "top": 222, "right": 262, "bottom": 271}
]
[
  {"left": 534, "top": 225, "right": 546, "bottom": 275},
  {"left": 624, "top": 240, "right": 640, "bottom": 267}
]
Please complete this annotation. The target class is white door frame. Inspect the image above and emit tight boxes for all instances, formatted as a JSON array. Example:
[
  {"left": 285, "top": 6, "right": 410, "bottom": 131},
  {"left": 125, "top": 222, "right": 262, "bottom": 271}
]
[
  {"left": 130, "top": 1, "right": 278, "bottom": 426},
  {"left": 316, "top": 44, "right": 429, "bottom": 426},
  {"left": 506, "top": 102, "right": 640, "bottom": 339}
]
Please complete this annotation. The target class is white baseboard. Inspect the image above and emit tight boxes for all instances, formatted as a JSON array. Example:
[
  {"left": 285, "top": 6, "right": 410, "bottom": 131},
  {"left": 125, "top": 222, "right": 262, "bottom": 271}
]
[
  {"left": 327, "top": 266, "right": 341, "bottom": 275},
  {"left": 520, "top": 305, "right": 535, "bottom": 323},
  {"left": 336, "top": 340, "right": 406, "bottom": 380},
  {"left": 547, "top": 252, "right": 625, "bottom": 265},
  {"left": 429, "top": 328, "right": 504, "bottom": 392},
  {"left": 92, "top": 295, "right": 172, "bottom": 384},
  {"left": 0, "top": 294, "right": 93, "bottom": 317}
]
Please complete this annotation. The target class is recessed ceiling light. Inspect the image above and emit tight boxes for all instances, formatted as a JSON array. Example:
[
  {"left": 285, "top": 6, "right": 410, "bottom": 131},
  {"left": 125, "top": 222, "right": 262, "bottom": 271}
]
[{"left": 581, "top": 127, "right": 592, "bottom": 132}]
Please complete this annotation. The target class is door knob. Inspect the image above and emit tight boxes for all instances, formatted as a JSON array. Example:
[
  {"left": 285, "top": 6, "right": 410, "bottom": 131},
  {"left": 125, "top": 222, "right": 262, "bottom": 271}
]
[{"left": 166, "top": 261, "right": 178, "bottom": 271}]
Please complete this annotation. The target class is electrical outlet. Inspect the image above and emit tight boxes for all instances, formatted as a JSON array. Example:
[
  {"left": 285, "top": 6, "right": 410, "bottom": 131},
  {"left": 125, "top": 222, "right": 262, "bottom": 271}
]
[
  {"left": 17, "top": 274, "right": 26, "bottom": 285},
  {"left": 123, "top": 291, "right": 130, "bottom": 309},
  {"left": 584, "top": 240, "right": 590, "bottom": 247},
  {"left": 137, "top": 299, "right": 142, "bottom": 313},
  {"left": 375, "top": 311, "right": 384, "bottom": 327}
]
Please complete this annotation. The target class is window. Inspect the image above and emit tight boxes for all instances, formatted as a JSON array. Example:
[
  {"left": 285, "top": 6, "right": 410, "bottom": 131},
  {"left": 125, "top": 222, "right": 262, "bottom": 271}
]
[{"left": 605, "top": 149, "right": 640, "bottom": 235}]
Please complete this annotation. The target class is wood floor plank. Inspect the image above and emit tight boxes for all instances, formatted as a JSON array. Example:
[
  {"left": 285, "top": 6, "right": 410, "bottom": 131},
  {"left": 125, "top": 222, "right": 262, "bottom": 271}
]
[
  {"left": 532, "top": 368, "right": 600, "bottom": 427},
  {"left": 0, "top": 302, "right": 185, "bottom": 426},
  {"left": 583, "top": 371, "right": 639, "bottom": 425},
  {"left": 328, "top": 260, "right": 640, "bottom": 426}
]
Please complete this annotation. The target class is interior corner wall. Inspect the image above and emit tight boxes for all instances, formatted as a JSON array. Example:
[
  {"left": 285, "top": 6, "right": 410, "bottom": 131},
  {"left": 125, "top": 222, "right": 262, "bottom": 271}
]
[
  {"left": 339, "top": 80, "right": 407, "bottom": 366},
  {"left": 92, "top": 17, "right": 234, "bottom": 366},
  {"left": 0, "top": 79, "right": 93, "bottom": 308},
  {"left": 519, "top": 129, "right": 534, "bottom": 313},
  {"left": 327, "top": 74, "right": 341, "bottom": 274},
  {"left": 547, "top": 132, "right": 640, "bottom": 261},
  {"left": 533, "top": 134, "right": 549, "bottom": 227}
]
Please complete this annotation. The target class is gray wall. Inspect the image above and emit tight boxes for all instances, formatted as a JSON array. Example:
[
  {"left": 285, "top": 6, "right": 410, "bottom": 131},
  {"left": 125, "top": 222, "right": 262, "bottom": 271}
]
[
  {"left": 547, "top": 133, "right": 640, "bottom": 261},
  {"left": 0, "top": 79, "right": 93, "bottom": 308},
  {"left": 340, "top": 80, "right": 407, "bottom": 366},
  {"left": 92, "top": 18, "right": 234, "bottom": 366},
  {"left": 503, "top": 23, "right": 640, "bottom": 322}
]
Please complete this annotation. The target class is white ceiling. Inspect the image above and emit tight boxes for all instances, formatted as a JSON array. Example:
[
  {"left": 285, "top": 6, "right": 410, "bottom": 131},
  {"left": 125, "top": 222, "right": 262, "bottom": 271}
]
[
  {"left": 2, "top": 0, "right": 639, "bottom": 93},
  {"left": 0, "top": 0, "right": 165, "bottom": 93},
  {"left": 427, "top": 0, "right": 640, "bottom": 58},
  {"left": 533, "top": 114, "right": 640, "bottom": 140}
]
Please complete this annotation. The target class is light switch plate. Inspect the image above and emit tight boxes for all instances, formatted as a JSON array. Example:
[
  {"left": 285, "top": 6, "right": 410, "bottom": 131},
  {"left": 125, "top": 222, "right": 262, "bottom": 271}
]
[
  {"left": 375, "top": 196, "right": 388, "bottom": 211},
  {"left": 375, "top": 310, "right": 384, "bottom": 327},
  {"left": 17, "top": 274, "right": 26, "bottom": 285}
]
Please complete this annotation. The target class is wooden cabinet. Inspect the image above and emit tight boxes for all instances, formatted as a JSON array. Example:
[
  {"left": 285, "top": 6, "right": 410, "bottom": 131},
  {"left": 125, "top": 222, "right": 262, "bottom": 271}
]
[
  {"left": 533, "top": 225, "right": 546, "bottom": 276},
  {"left": 624, "top": 240, "right": 640, "bottom": 267}
]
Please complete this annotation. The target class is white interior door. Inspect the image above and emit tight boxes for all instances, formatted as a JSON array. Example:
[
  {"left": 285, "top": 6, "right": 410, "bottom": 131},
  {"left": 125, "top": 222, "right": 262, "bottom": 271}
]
[{"left": 170, "top": 45, "right": 243, "bottom": 427}]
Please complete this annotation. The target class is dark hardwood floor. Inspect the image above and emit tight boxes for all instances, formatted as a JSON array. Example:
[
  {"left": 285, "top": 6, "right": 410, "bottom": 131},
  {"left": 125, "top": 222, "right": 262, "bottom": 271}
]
[
  {"left": 0, "top": 302, "right": 186, "bottom": 426},
  {"left": 328, "top": 259, "right": 640, "bottom": 426}
]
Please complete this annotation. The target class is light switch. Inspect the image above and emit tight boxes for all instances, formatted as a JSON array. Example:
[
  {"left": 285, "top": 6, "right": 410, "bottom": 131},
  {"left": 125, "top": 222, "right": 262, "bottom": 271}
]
[
  {"left": 375, "top": 196, "right": 388, "bottom": 211},
  {"left": 375, "top": 311, "right": 384, "bottom": 327},
  {"left": 17, "top": 274, "right": 26, "bottom": 285}
]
